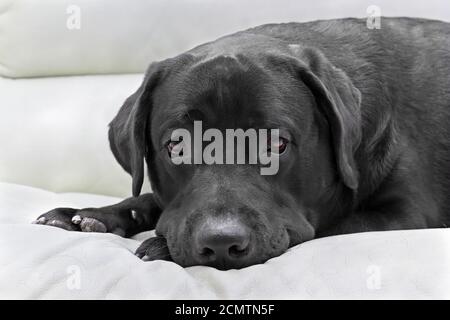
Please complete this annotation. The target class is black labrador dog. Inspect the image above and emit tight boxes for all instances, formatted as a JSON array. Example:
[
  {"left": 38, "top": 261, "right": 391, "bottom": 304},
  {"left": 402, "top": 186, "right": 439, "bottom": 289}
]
[{"left": 35, "top": 18, "right": 450, "bottom": 270}]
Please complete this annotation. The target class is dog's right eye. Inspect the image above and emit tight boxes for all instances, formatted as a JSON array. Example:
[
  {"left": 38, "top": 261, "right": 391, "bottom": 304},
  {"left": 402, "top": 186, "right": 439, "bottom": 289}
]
[{"left": 268, "top": 136, "right": 289, "bottom": 155}]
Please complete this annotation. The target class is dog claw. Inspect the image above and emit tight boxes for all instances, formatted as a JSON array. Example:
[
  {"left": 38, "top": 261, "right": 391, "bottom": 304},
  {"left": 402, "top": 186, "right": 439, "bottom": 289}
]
[
  {"left": 135, "top": 237, "right": 172, "bottom": 262},
  {"left": 71, "top": 215, "right": 82, "bottom": 224}
]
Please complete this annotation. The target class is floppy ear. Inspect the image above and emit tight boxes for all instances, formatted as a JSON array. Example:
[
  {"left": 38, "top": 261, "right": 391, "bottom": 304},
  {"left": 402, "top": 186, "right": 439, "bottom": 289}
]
[
  {"left": 282, "top": 48, "right": 362, "bottom": 190},
  {"left": 108, "top": 63, "right": 162, "bottom": 197}
]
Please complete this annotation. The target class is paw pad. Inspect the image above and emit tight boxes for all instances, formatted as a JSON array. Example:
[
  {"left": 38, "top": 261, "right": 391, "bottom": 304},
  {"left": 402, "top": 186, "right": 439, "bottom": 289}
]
[{"left": 79, "top": 217, "right": 107, "bottom": 233}]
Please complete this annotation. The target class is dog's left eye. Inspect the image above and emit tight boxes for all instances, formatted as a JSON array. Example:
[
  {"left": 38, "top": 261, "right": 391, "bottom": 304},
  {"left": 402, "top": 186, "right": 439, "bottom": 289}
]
[
  {"left": 167, "top": 140, "right": 184, "bottom": 157},
  {"left": 268, "top": 137, "right": 289, "bottom": 154}
]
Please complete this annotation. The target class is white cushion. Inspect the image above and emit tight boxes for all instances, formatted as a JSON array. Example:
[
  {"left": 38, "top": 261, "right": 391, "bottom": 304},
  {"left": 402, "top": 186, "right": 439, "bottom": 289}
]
[
  {"left": 1, "top": 0, "right": 449, "bottom": 78},
  {"left": 1, "top": 182, "right": 449, "bottom": 299},
  {"left": 0, "top": 74, "right": 150, "bottom": 198}
]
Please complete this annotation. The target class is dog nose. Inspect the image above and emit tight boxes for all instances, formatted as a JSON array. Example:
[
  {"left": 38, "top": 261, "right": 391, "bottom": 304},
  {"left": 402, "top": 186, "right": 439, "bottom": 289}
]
[{"left": 194, "top": 218, "right": 252, "bottom": 270}]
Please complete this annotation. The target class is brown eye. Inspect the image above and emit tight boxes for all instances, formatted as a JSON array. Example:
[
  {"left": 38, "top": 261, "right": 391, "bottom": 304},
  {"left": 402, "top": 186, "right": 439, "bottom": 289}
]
[
  {"left": 167, "top": 140, "right": 183, "bottom": 157},
  {"left": 268, "top": 137, "right": 288, "bottom": 154}
]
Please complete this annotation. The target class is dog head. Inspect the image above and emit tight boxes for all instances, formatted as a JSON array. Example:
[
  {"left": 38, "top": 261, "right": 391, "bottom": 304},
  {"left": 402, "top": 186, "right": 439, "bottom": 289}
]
[{"left": 109, "top": 35, "right": 361, "bottom": 269}]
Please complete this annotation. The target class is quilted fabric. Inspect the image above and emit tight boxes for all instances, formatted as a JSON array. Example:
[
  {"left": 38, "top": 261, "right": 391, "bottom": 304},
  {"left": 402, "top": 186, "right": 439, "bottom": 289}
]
[{"left": 1, "top": 182, "right": 449, "bottom": 299}]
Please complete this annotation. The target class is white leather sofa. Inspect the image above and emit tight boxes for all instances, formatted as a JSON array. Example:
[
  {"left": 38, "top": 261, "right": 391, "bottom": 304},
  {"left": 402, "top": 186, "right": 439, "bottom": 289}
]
[{"left": 1, "top": 0, "right": 449, "bottom": 299}]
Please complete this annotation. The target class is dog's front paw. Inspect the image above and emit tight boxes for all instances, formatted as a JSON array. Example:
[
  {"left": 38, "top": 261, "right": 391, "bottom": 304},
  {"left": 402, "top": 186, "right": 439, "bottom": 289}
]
[
  {"left": 135, "top": 236, "right": 172, "bottom": 261},
  {"left": 33, "top": 207, "right": 109, "bottom": 233}
]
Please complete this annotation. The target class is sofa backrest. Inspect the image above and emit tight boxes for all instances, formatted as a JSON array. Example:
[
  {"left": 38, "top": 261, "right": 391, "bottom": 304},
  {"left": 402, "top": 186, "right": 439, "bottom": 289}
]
[
  {"left": 0, "top": 74, "right": 147, "bottom": 198},
  {"left": 1, "top": 0, "right": 448, "bottom": 78}
]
